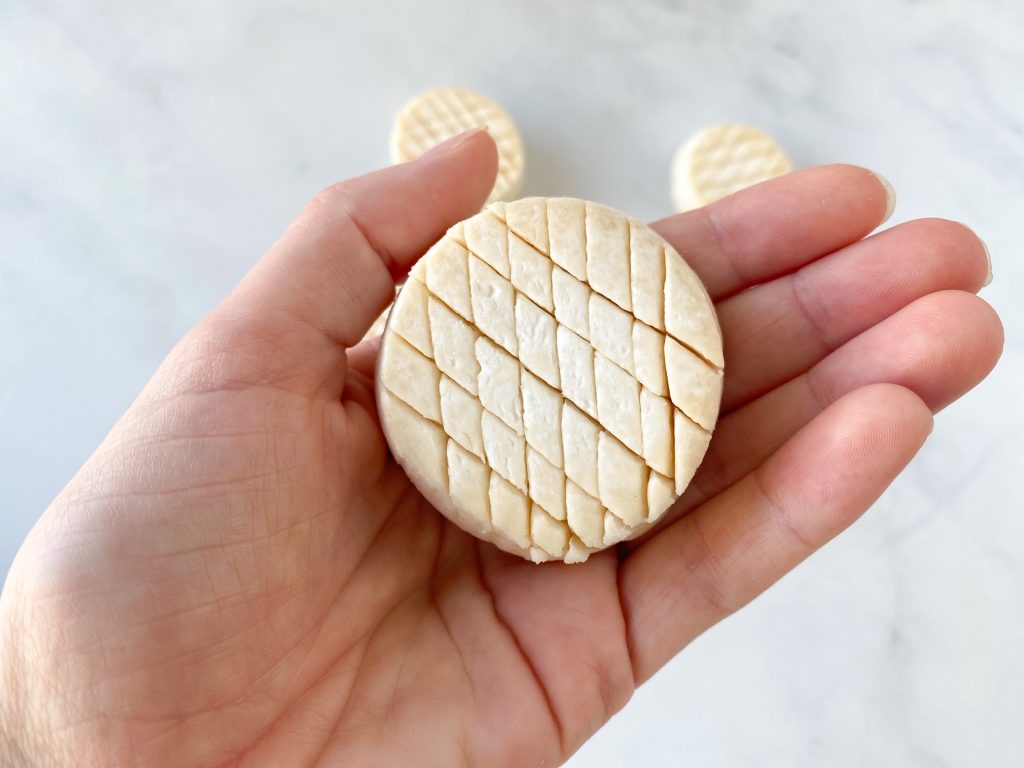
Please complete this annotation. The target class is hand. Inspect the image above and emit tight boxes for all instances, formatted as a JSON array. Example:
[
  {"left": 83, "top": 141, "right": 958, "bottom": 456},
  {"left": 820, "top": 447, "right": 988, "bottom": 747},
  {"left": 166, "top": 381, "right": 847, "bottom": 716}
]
[{"left": 0, "top": 131, "right": 1001, "bottom": 767}]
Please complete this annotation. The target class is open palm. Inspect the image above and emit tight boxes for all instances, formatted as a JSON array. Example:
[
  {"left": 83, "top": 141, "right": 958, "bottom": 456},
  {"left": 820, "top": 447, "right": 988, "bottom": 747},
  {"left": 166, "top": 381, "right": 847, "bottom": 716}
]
[{"left": 0, "top": 132, "right": 1001, "bottom": 767}]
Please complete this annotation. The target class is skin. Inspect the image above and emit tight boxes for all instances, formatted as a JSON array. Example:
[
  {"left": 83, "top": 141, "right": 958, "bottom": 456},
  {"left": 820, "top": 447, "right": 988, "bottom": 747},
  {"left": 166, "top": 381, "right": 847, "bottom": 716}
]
[{"left": 0, "top": 131, "right": 1003, "bottom": 767}]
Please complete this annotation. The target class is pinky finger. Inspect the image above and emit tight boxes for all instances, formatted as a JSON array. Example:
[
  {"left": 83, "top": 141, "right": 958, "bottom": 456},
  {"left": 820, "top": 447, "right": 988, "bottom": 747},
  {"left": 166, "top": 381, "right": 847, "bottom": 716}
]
[{"left": 620, "top": 383, "right": 933, "bottom": 683}]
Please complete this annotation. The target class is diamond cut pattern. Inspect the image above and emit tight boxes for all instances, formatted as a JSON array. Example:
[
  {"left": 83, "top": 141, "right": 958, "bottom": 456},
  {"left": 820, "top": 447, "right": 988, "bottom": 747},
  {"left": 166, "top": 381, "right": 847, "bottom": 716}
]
[
  {"left": 379, "top": 198, "right": 722, "bottom": 562},
  {"left": 390, "top": 88, "right": 524, "bottom": 203},
  {"left": 673, "top": 123, "right": 791, "bottom": 214},
  {"left": 689, "top": 124, "right": 790, "bottom": 200}
]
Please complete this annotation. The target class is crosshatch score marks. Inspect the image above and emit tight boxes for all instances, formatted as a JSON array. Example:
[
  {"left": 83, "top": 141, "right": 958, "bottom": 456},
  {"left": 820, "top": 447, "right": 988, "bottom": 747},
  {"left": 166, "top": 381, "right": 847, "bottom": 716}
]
[
  {"left": 671, "top": 123, "right": 791, "bottom": 212},
  {"left": 377, "top": 197, "right": 723, "bottom": 563},
  {"left": 390, "top": 87, "right": 525, "bottom": 203}
]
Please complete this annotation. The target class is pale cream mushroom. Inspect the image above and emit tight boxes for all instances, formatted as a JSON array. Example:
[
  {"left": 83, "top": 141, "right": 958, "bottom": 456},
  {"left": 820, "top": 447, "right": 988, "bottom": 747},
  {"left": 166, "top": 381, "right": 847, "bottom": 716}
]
[{"left": 377, "top": 198, "right": 723, "bottom": 563}]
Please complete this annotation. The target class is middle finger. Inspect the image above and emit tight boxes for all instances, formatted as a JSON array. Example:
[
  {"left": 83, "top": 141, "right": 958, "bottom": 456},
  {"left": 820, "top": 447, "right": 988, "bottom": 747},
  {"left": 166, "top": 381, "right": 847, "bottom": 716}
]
[{"left": 716, "top": 218, "right": 989, "bottom": 414}]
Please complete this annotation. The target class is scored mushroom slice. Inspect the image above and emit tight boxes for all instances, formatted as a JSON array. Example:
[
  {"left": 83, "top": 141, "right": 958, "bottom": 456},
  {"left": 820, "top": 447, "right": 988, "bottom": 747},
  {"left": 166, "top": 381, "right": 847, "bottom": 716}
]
[
  {"left": 390, "top": 87, "right": 525, "bottom": 203},
  {"left": 376, "top": 197, "right": 723, "bottom": 563},
  {"left": 671, "top": 123, "right": 791, "bottom": 213}
]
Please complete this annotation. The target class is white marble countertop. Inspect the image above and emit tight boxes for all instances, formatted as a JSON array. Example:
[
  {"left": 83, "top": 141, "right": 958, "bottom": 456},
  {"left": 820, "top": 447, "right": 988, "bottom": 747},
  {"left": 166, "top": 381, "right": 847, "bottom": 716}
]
[{"left": 1, "top": 1, "right": 1021, "bottom": 765}]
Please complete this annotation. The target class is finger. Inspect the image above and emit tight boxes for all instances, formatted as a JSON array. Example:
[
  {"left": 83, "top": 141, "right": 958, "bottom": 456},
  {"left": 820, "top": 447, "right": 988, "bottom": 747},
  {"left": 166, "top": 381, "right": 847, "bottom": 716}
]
[
  {"left": 346, "top": 337, "right": 381, "bottom": 382},
  {"left": 339, "top": 338, "right": 382, "bottom": 441},
  {"left": 201, "top": 130, "right": 497, "bottom": 390},
  {"left": 652, "top": 164, "right": 893, "bottom": 300},
  {"left": 340, "top": 397, "right": 389, "bottom": 490},
  {"left": 340, "top": 337, "right": 391, "bottom": 487},
  {"left": 621, "top": 383, "right": 933, "bottom": 683},
  {"left": 717, "top": 218, "right": 990, "bottom": 411},
  {"left": 637, "top": 290, "right": 1002, "bottom": 541}
]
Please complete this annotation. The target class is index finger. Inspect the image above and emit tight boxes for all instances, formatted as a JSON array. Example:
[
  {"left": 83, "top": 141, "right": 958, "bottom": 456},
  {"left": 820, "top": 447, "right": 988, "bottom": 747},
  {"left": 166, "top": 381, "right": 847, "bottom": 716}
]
[{"left": 652, "top": 164, "right": 894, "bottom": 300}]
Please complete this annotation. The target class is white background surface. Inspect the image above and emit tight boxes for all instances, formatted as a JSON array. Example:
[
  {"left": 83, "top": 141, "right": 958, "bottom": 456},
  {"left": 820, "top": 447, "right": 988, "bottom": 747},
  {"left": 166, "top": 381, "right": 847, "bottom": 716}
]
[{"left": 2, "top": 1, "right": 1022, "bottom": 765}]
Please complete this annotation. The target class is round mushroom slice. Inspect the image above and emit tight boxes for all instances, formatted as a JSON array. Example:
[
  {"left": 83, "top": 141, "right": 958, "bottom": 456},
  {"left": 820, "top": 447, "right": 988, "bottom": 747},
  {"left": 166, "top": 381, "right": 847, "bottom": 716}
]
[
  {"left": 376, "top": 197, "right": 723, "bottom": 563},
  {"left": 390, "top": 87, "right": 525, "bottom": 203},
  {"left": 671, "top": 123, "right": 791, "bottom": 212}
]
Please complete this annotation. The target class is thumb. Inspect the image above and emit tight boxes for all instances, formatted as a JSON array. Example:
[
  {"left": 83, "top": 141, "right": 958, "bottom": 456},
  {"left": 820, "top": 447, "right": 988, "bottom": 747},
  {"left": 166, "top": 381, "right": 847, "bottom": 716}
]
[{"left": 198, "top": 130, "right": 498, "bottom": 392}]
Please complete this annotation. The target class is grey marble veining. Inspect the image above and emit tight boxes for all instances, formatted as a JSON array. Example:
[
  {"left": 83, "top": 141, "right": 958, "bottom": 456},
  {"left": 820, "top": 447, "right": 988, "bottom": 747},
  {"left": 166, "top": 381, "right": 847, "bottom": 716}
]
[{"left": 1, "top": 1, "right": 1022, "bottom": 765}]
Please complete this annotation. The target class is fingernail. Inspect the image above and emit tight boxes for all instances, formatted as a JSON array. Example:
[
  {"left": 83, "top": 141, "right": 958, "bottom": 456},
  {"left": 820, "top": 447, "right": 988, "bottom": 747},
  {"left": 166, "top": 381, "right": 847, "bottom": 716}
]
[
  {"left": 871, "top": 171, "right": 896, "bottom": 224},
  {"left": 964, "top": 224, "right": 993, "bottom": 288},
  {"left": 420, "top": 128, "right": 489, "bottom": 159},
  {"left": 981, "top": 237, "right": 993, "bottom": 287}
]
